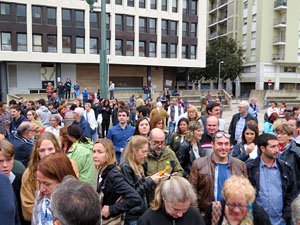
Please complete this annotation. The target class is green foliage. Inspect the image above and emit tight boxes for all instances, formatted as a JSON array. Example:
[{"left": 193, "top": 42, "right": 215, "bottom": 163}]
[{"left": 190, "top": 37, "right": 244, "bottom": 82}]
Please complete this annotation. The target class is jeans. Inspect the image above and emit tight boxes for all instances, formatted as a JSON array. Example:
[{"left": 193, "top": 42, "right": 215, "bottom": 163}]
[
  {"left": 144, "top": 93, "right": 150, "bottom": 100},
  {"left": 75, "top": 90, "right": 80, "bottom": 97},
  {"left": 110, "top": 90, "right": 114, "bottom": 100},
  {"left": 59, "top": 93, "right": 64, "bottom": 100},
  {"left": 124, "top": 220, "right": 137, "bottom": 225},
  {"left": 169, "top": 121, "right": 176, "bottom": 138},
  {"left": 130, "top": 113, "right": 136, "bottom": 126}
]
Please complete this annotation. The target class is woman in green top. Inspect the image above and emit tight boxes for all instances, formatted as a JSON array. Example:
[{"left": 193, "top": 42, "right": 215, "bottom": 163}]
[{"left": 169, "top": 118, "right": 189, "bottom": 153}]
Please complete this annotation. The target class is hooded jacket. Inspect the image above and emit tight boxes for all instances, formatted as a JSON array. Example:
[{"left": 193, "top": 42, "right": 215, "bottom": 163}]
[
  {"left": 9, "top": 114, "right": 28, "bottom": 134},
  {"left": 36, "top": 106, "right": 51, "bottom": 127}
]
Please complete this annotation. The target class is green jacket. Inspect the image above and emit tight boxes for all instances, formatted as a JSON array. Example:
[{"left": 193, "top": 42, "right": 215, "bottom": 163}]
[
  {"left": 67, "top": 140, "right": 95, "bottom": 185},
  {"left": 169, "top": 133, "right": 184, "bottom": 153}
]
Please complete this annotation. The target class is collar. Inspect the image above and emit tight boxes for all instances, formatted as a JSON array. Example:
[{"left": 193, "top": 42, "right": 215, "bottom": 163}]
[
  {"left": 260, "top": 157, "right": 278, "bottom": 169},
  {"left": 150, "top": 147, "right": 164, "bottom": 159},
  {"left": 211, "top": 154, "right": 230, "bottom": 165},
  {"left": 9, "top": 172, "right": 16, "bottom": 184},
  {"left": 240, "top": 113, "right": 247, "bottom": 119}
]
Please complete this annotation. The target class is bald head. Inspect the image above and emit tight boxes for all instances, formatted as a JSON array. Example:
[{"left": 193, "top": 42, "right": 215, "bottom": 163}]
[
  {"left": 206, "top": 116, "right": 219, "bottom": 136},
  {"left": 150, "top": 128, "right": 165, "bottom": 139},
  {"left": 149, "top": 128, "right": 165, "bottom": 156},
  {"left": 17, "top": 122, "right": 34, "bottom": 139}
]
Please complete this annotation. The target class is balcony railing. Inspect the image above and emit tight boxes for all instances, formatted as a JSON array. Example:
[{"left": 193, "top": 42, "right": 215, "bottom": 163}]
[
  {"left": 209, "top": 4, "right": 218, "bottom": 12},
  {"left": 273, "top": 17, "right": 286, "bottom": 26},
  {"left": 209, "top": 18, "right": 217, "bottom": 25},
  {"left": 208, "top": 32, "right": 217, "bottom": 39},
  {"left": 274, "top": 0, "right": 287, "bottom": 8},
  {"left": 272, "top": 54, "right": 285, "bottom": 60},
  {"left": 218, "top": 30, "right": 227, "bottom": 36},
  {"left": 273, "top": 35, "right": 286, "bottom": 43},
  {"left": 218, "top": 13, "right": 227, "bottom": 21},
  {"left": 219, "top": 0, "right": 228, "bottom": 7}
]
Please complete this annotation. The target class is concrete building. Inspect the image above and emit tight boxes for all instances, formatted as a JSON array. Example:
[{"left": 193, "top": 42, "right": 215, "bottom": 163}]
[
  {"left": 0, "top": 0, "right": 206, "bottom": 101},
  {"left": 207, "top": 0, "right": 300, "bottom": 97}
]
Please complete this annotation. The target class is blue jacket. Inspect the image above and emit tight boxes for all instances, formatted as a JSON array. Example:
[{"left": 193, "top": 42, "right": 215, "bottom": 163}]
[
  {"left": 72, "top": 116, "right": 92, "bottom": 139},
  {"left": 107, "top": 124, "right": 135, "bottom": 164},
  {"left": 9, "top": 115, "right": 28, "bottom": 134},
  {"left": 82, "top": 90, "right": 89, "bottom": 100},
  {"left": 8, "top": 134, "right": 33, "bottom": 167}
]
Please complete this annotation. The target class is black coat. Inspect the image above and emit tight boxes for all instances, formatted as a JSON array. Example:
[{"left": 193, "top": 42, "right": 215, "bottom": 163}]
[
  {"left": 246, "top": 157, "right": 297, "bottom": 223},
  {"left": 97, "top": 164, "right": 142, "bottom": 218},
  {"left": 120, "top": 161, "right": 155, "bottom": 220},
  {"left": 100, "top": 106, "right": 112, "bottom": 121}
]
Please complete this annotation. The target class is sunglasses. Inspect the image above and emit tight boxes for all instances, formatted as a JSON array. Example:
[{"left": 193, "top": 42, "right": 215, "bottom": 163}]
[{"left": 212, "top": 132, "right": 231, "bottom": 140}]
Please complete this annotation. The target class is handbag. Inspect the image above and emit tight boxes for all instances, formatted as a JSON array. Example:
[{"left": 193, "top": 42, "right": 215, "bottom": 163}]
[{"left": 211, "top": 201, "right": 222, "bottom": 225}]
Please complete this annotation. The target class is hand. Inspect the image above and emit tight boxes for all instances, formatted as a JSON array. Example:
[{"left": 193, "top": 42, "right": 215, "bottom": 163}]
[
  {"left": 151, "top": 172, "right": 163, "bottom": 184},
  {"left": 120, "top": 148, "right": 124, "bottom": 153},
  {"left": 246, "top": 143, "right": 255, "bottom": 155},
  {"left": 102, "top": 205, "right": 110, "bottom": 218}
]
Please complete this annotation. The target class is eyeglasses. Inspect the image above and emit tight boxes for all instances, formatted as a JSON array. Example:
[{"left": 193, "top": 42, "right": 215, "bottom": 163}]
[
  {"left": 212, "top": 132, "right": 231, "bottom": 139},
  {"left": 276, "top": 132, "right": 288, "bottom": 136},
  {"left": 226, "top": 202, "right": 248, "bottom": 211},
  {"left": 153, "top": 140, "right": 165, "bottom": 146}
]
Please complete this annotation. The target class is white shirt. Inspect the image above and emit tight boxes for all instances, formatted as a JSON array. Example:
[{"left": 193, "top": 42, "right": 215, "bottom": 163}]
[
  {"left": 193, "top": 145, "right": 200, "bottom": 159},
  {"left": 109, "top": 83, "right": 115, "bottom": 90},
  {"left": 45, "top": 126, "right": 61, "bottom": 137},
  {"left": 243, "top": 144, "right": 258, "bottom": 159},
  {"left": 84, "top": 109, "right": 98, "bottom": 130},
  {"left": 267, "top": 107, "right": 279, "bottom": 117},
  {"left": 168, "top": 104, "right": 183, "bottom": 122}
]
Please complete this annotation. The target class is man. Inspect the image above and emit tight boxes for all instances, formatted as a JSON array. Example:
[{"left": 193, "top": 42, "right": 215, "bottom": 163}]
[
  {"left": 143, "top": 83, "right": 151, "bottom": 100},
  {"left": 267, "top": 102, "right": 279, "bottom": 117},
  {"left": 228, "top": 101, "right": 255, "bottom": 145},
  {"left": 127, "top": 95, "right": 137, "bottom": 126},
  {"left": 136, "top": 105, "right": 149, "bottom": 118},
  {"left": 36, "top": 99, "right": 51, "bottom": 127},
  {"left": 22, "top": 101, "right": 35, "bottom": 118},
  {"left": 107, "top": 108, "right": 135, "bottom": 164},
  {"left": 64, "top": 104, "right": 77, "bottom": 127},
  {"left": 0, "top": 102, "right": 12, "bottom": 137},
  {"left": 8, "top": 122, "right": 34, "bottom": 167},
  {"left": 109, "top": 80, "right": 115, "bottom": 100},
  {"left": 248, "top": 98, "right": 260, "bottom": 123},
  {"left": 46, "top": 82, "right": 55, "bottom": 102},
  {"left": 10, "top": 106, "right": 28, "bottom": 135},
  {"left": 189, "top": 132, "right": 247, "bottom": 214},
  {"left": 74, "top": 81, "right": 80, "bottom": 98},
  {"left": 143, "top": 128, "right": 184, "bottom": 200},
  {"left": 168, "top": 98, "right": 183, "bottom": 137},
  {"left": 288, "top": 117, "right": 300, "bottom": 145},
  {"left": 199, "top": 102, "right": 225, "bottom": 132},
  {"left": 206, "top": 91, "right": 212, "bottom": 102},
  {"left": 247, "top": 133, "right": 297, "bottom": 225},
  {"left": 136, "top": 95, "right": 144, "bottom": 107},
  {"left": 82, "top": 88, "right": 89, "bottom": 107},
  {"left": 149, "top": 102, "right": 169, "bottom": 122},
  {"left": 51, "top": 176, "right": 101, "bottom": 225},
  {"left": 57, "top": 82, "right": 65, "bottom": 100},
  {"left": 84, "top": 103, "right": 98, "bottom": 142},
  {"left": 200, "top": 116, "right": 219, "bottom": 156},
  {"left": 72, "top": 107, "right": 92, "bottom": 139}
]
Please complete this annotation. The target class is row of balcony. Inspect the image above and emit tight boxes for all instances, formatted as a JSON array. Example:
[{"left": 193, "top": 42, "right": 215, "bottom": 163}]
[
  {"left": 209, "top": 14, "right": 227, "bottom": 25},
  {"left": 209, "top": 0, "right": 228, "bottom": 12}
]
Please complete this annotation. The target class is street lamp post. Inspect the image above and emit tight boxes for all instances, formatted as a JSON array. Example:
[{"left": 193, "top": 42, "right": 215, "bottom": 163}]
[
  {"left": 86, "top": 0, "right": 108, "bottom": 99},
  {"left": 218, "top": 61, "right": 224, "bottom": 90}
]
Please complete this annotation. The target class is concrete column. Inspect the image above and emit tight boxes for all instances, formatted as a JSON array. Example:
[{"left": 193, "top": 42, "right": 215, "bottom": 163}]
[
  {"left": 0, "top": 62, "right": 8, "bottom": 102},
  {"left": 235, "top": 78, "right": 241, "bottom": 98},
  {"left": 185, "top": 68, "right": 189, "bottom": 90},
  {"left": 198, "top": 80, "right": 201, "bottom": 90},
  {"left": 192, "top": 82, "right": 195, "bottom": 90},
  {"left": 275, "top": 65, "right": 280, "bottom": 90},
  {"left": 210, "top": 81, "right": 214, "bottom": 89},
  {"left": 226, "top": 79, "right": 232, "bottom": 95},
  {"left": 255, "top": 62, "right": 264, "bottom": 90},
  {"left": 56, "top": 63, "right": 61, "bottom": 87}
]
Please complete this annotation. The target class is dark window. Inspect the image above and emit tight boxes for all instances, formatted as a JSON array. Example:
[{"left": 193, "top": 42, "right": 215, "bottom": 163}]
[
  {"left": 17, "top": 33, "right": 27, "bottom": 51},
  {"left": 62, "top": 9, "right": 71, "bottom": 26},
  {"left": 47, "top": 35, "right": 57, "bottom": 52},
  {"left": 115, "top": 40, "right": 122, "bottom": 55},
  {"left": 76, "top": 37, "right": 84, "bottom": 54},
  {"left": 139, "top": 0, "right": 146, "bottom": 8},
  {"left": 106, "top": 13, "right": 110, "bottom": 30},
  {"left": 172, "top": 0, "right": 177, "bottom": 12},
  {"left": 190, "top": 45, "right": 196, "bottom": 59},
  {"left": 1, "top": 32, "right": 11, "bottom": 51},
  {"left": 106, "top": 39, "right": 110, "bottom": 54},
  {"left": 33, "top": 34, "right": 42, "bottom": 52},
  {"left": 191, "top": 0, "right": 197, "bottom": 15},
  {"left": 170, "top": 21, "right": 177, "bottom": 36},
  {"left": 0, "top": 3, "right": 10, "bottom": 15},
  {"left": 139, "top": 17, "right": 146, "bottom": 33},
  {"left": 161, "top": 20, "right": 167, "bottom": 35},
  {"left": 115, "top": 0, "right": 122, "bottom": 5},
  {"left": 16, "top": 4, "right": 26, "bottom": 23},
  {"left": 182, "top": 45, "right": 187, "bottom": 59},
  {"left": 106, "top": 0, "right": 111, "bottom": 3},
  {"left": 126, "top": 16, "right": 134, "bottom": 32},
  {"left": 149, "top": 42, "right": 156, "bottom": 57},
  {"left": 170, "top": 44, "right": 176, "bottom": 58},
  {"left": 182, "top": 22, "right": 188, "bottom": 37},
  {"left": 32, "top": 6, "right": 42, "bottom": 24},
  {"left": 115, "top": 14, "right": 123, "bottom": 31},
  {"left": 47, "top": 8, "right": 56, "bottom": 25},
  {"left": 126, "top": 40, "right": 134, "bottom": 56},
  {"left": 149, "top": 18, "right": 156, "bottom": 34},
  {"left": 284, "top": 67, "right": 296, "bottom": 72},
  {"left": 161, "top": 43, "right": 167, "bottom": 58},
  {"left": 128, "top": 0, "right": 134, "bottom": 7},
  {"left": 191, "top": 23, "right": 196, "bottom": 37},
  {"left": 139, "top": 41, "right": 146, "bottom": 56},
  {"left": 182, "top": 0, "right": 187, "bottom": 14},
  {"left": 75, "top": 10, "right": 84, "bottom": 28},
  {"left": 62, "top": 36, "right": 71, "bottom": 53},
  {"left": 161, "top": 0, "right": 167, "bottom": 11},
  {"left": 90, "top": 12, "right": 98, "bottom": 29},
  {"left": 90, "top": 38, "right": 98, "bottom": 54},
  {"left": 151, "top": 0, "right": 157, "bottom": 9}
]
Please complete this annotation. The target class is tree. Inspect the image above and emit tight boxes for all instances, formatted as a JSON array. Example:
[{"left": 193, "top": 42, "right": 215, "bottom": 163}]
[{"left": 189, "top": 37, "right": 244, "bottom": 83}]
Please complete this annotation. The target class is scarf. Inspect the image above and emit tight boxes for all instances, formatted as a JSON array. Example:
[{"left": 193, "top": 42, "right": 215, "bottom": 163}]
[
  {"left": 222, "top": 205, "right": 254, "bottom": 225},
  {"left": 278, "top": 143, "right": 290, "bottom": 153},
  {"left": 39, "top": 197, "right": 53, "bottom": 225}
]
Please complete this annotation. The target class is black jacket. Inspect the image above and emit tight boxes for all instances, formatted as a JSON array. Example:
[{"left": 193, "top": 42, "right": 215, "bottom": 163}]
[
  {"left": 228, "top": 113, "right": 255, "bottom": 145},
  {"left": 176, "top": 140, "right": 204, "bottom": 178},
  {"left": 138, "top": 206, "right": 205, "bottom": 225},
  {"left": 111, "top": 107, "right": 119, "bottom": 126},
  {"left": 120, "top": 161, "right": 155, "bottom": 220},
  {"left": 100, "top": 106, "right": 112, "bottom": 121},
  {"left": 246, "top": 157, "right": 297, "bottom": 223},
  {"left": 204, "top": 201, "right": 271, "bottom": 225},
  {"left": 97, "top": 164, "right": 142, "bottom": 218}
]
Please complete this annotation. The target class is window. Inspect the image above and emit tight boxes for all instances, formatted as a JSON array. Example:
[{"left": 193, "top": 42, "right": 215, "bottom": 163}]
[
  {"left": 182, "top": 0, "right": 187, "bottom": 14},
  {"left": 170, "top": 21, "right": 177, "bottom": 36},
  {"left": 62, "top": 36, "right": 71, "bottom": 53},
  {"left": 75, "top": 10, "right": 84, "bottom": 28},
  {"left": 16, "top": 4, "right": 26, "bottom": 23},
  {"left": 90, "top": 38, "right": 98, "bottom": 54},
  {"left": 149, "top": 18, "right": 156, "bottom": 34},
  {"left": 106, "top": 39, "right": 110, "bottom": 54},
  {"left": 139, "top": 41, "right": 146, "bottom": 56},
  {"left": 190, "top": 45, "right": 196, "bottom": 59},
  {"left": 182, "top": 22, "right": 188, "bottom": 37},
  {"left": 139, "top": 18, "right": 146, "bottom": 33},
  {"left": 251, "top": 32, "right": 256, "bottom": 39},
  {"left": 149, "top": 42, "right": 156, "bottom": 57},
  {"left": 161, "top": 0, "right": 167, "bottom": 11},
  {"left": 90, "top": 12, "right": 99, "bottom": 29},
  {"left": 17, "top": 33, "right": 27, "bottom": 51},
  {"left": 284, "top": 67, "right": 296, "bottom": 73},
  {"left": 172, "top": 0, "right": 177, "bottom": 12},
  {"left": 139, "top": 0, "right": 146, "bottom": 8},
  {"left": 115, "top": 0, "right": 122, "bottom": 5},
  {"left": 33, "top": 34, "right": 42, "bottom": 52},
  {"left": 128, "top": 0, "right": 134, "bottom": 7},
  {"left": 190, "top": 23, "right": 196, "bottom": 38},
  {"left": 182, "top": 45, "right": 187, "bottom": 59},
  {"left": 47, "top": 35, "right": 57, "bottom": 52},
  {"left": 161, "top": 20, "right": 167, "bottom": 35},
  {"left": 115, "top": 15, "right": 123, "bottom": 31},
  {"left": 170, "top": 44, "right": 176, "bottom": 58},
  {"left": 244, "top": 1, "right": 248, "bottom": 9},
  {"left": 126, "top": 16, "right": 134, "bottom": 32},
  {"left": 62, "top": 9, "right": 71, "bottom": 26},
  {"left": 161, "top": 43, "right": 167, "bottom": 58},
  {"left": 151, "top": 0, "right": 157, "bottom": 9},
  {"left": 47, "top": 8, "right": 56, "bottom": 25},
  {"left": 76, "top": 37, "right": 84, "bottom": 54},
  {"left": 252, "top": 15, "right": 256, "bottom": 22},
  {"left": 191, "top": 0, "right": 197, "bottom": 15},
  {"left": 0, "top": 3, "right": 10, "bottom": 15},
  {"left": 126, "top": 40, "right": 134, "bottom": 56},
  {"left": 106, "top": 13, "right": 110, "bottom": 30},
  {"left": 115, "top": 40, "right": 122, "bottom": 55},
  {"left": 1, "top": 32, "right": 11, "bottom": 51},
  {"left": 32, "top": 6, "right": 42, "bottom": 24}
]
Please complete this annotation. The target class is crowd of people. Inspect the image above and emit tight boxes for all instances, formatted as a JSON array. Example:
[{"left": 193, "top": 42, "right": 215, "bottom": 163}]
[{"left": 1, "top": 89, "right": 300, "bottom": 225}]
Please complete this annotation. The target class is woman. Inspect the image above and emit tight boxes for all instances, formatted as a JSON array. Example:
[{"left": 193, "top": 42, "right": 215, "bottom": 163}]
[
  {"left": 150, "top": 115, "right": 164, "bottom": 130},
  {"left": 64, "top": 78, "right": 72, "bottom": 100},
  {"left": 67, "top": 124, "right": 94, "bottom": 185},
  {"left": 120, "top": 136, "right": 162, "bottom": 225},
  {"left": 59, "top": 127, "right": 73, "bottom": 154},
  {"left": 200, "top": 98, "right": 208, "bottom": 116},
  {"left": 31, "top": 153, "right": 77, "bottom": 225},
  {"left": 293, "top": 106, "right": 300, "bottom": 119},
  {"left": 169, "top": 118, "right": 189, "bottom": 153},
  {"left": 27, "top": 110, "right": 41, "bottom": 123},
  {"left": 138, "top": 176, "right": 205, "bottom": 225},
  {"left": 176, "top": 121, "right": 204, "bottom": 178},
  {"left": 279, "top": 103, "right": 287, "bottom": 118},
  {"left": 45, "top": 114, "right": 61, "bottom": 138},
  {"left": 100, "top": 99, "right": 111, "bottom": 138},
  {"left": 31, "top": 121, "right": 45, "bottom": 141},
  {"left": 112, "top": 98, "right": 119, "bottom": 126},
  {"left": 204, "top": 176, "right": 271, "bottom": 225},
  {"left": 93, "top": 139, "right": 141, "bottom": 224},
  {"left": 20, "top": 132, "right": 78, "bottom": 222},
  {"left": 84, "top": 103, "right": 98, "bottom": 142},
  {"left": 74, "top": 98, "right": 82, "bottom": 108},
  {"left": 187, "top": 105, "right": 200, "bottom": 122},
  {"left": 264, "top": 112, "right": 278, "bottom": 134},
  {"left": 232, "top": 123, "right": 259, "bottom": 161},
  {"left": 134, "top": 117, "right": 150, "bottom": 137}
]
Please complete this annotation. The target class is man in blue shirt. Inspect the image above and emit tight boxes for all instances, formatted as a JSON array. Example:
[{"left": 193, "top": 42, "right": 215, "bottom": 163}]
[
  {"left": 72, "top": 107, "right": 92, "bottom": 139},
  {"left": 247, "top": 133, "right": 297, "bottom": 225},
  {"left": 107, "top": 108, "right": 134, "bottom": 164}
]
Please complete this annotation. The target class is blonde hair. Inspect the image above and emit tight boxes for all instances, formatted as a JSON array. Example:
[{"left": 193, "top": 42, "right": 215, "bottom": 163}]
[
  {"left": 185, "top": 121, "right": 203, "bottom": 142},
  {"left": 151, "top": 176, "right": 196, "bottom": 210},
  {"left": 0, "top": 139, "right": 14, "bottom": 159},
  {"left": 187, "top": 106, "right": 200, "bottom": 121},
  {"left": 222, "top": 176, "right": 256, "bottom": 203},
  {"left": 93, "top": 139, "right": 117, "bottom": 170},
  {"left": 121, "top": 135, "right": 148, "bottom": 175},
  {"left": 31, "top": 121, "right": 44, "bottom": 132},
  {"left": 28, "top": 110, "right": 40, "bottom": 121}
]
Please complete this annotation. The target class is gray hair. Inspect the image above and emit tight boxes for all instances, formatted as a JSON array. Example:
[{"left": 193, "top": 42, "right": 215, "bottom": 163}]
[
  {"left": 239, "top": 101, "right": 249, "bottom": 109},
  {"left": 51, "top": 176, "right": 101, "bottom": 225},
  {"left": 17, "top": 122, "right": 31, "bottom": 136},
  {"left": 50, "top": 114, "right": 61, "bottom": 123},
  {"left": 250, "top": 98, "right": 257, "bottom": 102},
  {"left": 74, "top": 107, "right": 84, "bottom": 117},
  {"left": 292, "top": 194, "right": 300, "bottom": 224}
]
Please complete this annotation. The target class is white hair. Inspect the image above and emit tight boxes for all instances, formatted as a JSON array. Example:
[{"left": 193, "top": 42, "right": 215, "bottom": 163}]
[
  {"left": 239, "top": 101, "right": 249, "bottom": 109},
  {"left": 74, "top": 107, "right": 84, "bottom": 117}
]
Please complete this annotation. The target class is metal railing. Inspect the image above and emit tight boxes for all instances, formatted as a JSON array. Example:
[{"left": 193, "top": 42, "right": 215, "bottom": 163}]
[
  {"left": 208, "top": 32, "right": 217, "bottom": 39},
  {"left": 274, "top": 0, "right": 287, "bottom": 8},
  {"left": 272, "top": 54, "right": 285, "bottom": 60},
  {"left": 273, "top": 17, "right": 286, "bottom": 26},
  {"left": 273, "top": 35, "right": 286, "bottom": 43},
  {"left": 219, "top": 0, "right": 228, "bottom": 7}
]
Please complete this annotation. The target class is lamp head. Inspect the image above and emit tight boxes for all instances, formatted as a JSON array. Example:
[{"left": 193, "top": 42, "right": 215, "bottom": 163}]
[{"left": 86, "top": 0, "right": 95, "bottom": 12}]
